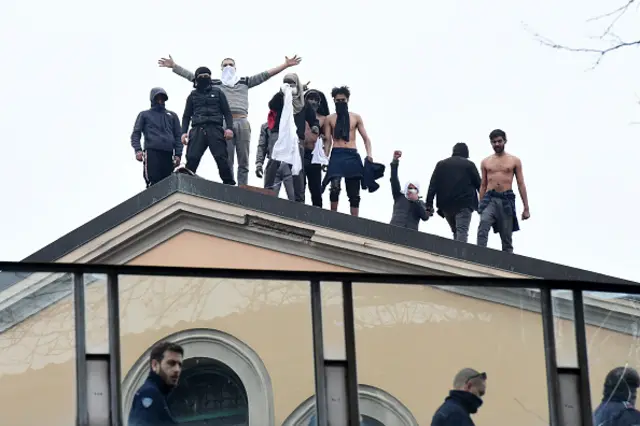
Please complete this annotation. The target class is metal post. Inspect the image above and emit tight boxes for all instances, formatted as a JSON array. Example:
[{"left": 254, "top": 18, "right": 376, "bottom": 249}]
[
  {"left": 342, "top": 281, "right": 360, "bottom": 425},
  {"left": 573, "top": 290, "right": 593, "bottom": 426},
  {"left": 74, "top": 273, "right": 90, "bottom": 426},
  {"left": 107, "top": 273, "right": 123, "bottom": 426},
  {"left": 310, "top": 280, "right": 329, "bottom": 426},
  {"left": 540, "top": 288, "right": 561, "bottom": 426}
]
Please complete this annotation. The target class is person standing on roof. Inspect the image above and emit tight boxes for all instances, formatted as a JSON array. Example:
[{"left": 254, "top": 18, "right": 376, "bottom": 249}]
[
  {"left": 477, "top": 129, "right": 530, "bottom": 253},
  {"left": 322, "top": 86, "right": 377, "bottom": 217},
  {"left": 389, "top": 150, "right": 430, "bottom": 229},
  {"left": 255, "top": 115, "right": 295, "bottom": 201},
  {"left": 593, "top": 366, "right": 640, "bottom": 426},
  {"left": 158, "top": 54, "right": 302, "bottom": 186},
  {"left": 128, "top": 341, "right": 183, "bottom": 426},
  {"left": 130, "top": 88, "right": 182, "bottom": 188},
  {"left": 425, "top": 143, "right": 481, "bottom": 243},
  {"left": 267, "top": 74, "right": 320, "bottom": 203},
  {"left": 302, "top": 88, "right": 331, "bottom": 208},
  {"left": 431, "top": 369, "right": 487, "bottom": 426},
  {"left": 181, "top": 67, "right": 236, "bottom": 185}
]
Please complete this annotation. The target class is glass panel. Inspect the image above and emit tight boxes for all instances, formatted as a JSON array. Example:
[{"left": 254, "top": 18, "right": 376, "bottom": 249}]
[
  {"left": 118, "top": 276, "right": 315, "bottom": 426},
  {"left": 84, "top": 273, "right": 108, "bottom": 354},
  {"left": 320, "top": 281, "right": 345, "bottom": 361},
  {"left": 552, "top": 290, "right": 578, "bottom": 368},
  {"left": 581, "top": 289, "right": 640, "bottom": 421},
  {"left": 0, "top": 271, "right": 76, "bottom": 425},
  {"left": 349, "top": 283, "right": 550, "bottom": 426}
]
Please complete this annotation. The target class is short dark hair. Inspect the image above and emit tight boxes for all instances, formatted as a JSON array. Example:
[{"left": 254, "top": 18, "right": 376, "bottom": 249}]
[
  {"left": 331, "top": 86, "right": 351, "bottom": 99},
  {"left": 489, "top": 129, "right": 506, "bottom": 141},
  {"left": 221, "top": 57, "right": 235, "bottom": 66},
  {"left": 149, "top": 341, "right": 184, "bottom": 367}
]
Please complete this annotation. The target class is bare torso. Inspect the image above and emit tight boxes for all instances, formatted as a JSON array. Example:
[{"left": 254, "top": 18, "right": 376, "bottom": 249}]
[
  {"left": 304, "top": 114, "right": 326, "bottom": 150},
  {"left": 326, "top": 112, "right": 360, "bottom": 149},
  {"left": 482, "top": 153, "right": 519, "bottom": 192}
]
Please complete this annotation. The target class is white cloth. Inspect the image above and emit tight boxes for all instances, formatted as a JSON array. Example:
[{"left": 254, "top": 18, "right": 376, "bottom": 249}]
[
  {"left": 221, "top": 66, "right": 240, "bottom": 87},
  {"left": 271, "top": 84, "right": 302, "bottom": 175},
  {"left": 311, "top": 136, "right": 329, "bottom": 166},
  {"left": 403, "top": 180, "right": 421, "bottom": 195}
]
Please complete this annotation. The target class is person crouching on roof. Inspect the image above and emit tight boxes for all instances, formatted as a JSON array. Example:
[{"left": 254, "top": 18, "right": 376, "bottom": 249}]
[
  {"left": 389, "top": 150, "right": 429, "bottom": 229},
  {"left": 267, "top": 73, "right": 320, "bottom": 203}
]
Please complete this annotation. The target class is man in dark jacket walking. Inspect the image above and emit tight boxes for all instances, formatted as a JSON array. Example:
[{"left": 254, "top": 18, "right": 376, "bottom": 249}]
[
  {"left": 389, "top": 150, "right": 429, "bottom": 230},
  {"left": 128, "top": 341, "right": 184, "bottom": 426},
  {"left": 426, "top": 143, "right": 481, "bottom": 243},
  {"left": 181, "top": 66, "right": 236, "bottom": 185},
  {"left": 131, "top": 87, "right": 183, "bottom": 188},
  {"left": 431, "top": 368, "right": 486, "bottom": 426},
  {"left": 593, "top": 366, "right": 640, "bottom": 426}
]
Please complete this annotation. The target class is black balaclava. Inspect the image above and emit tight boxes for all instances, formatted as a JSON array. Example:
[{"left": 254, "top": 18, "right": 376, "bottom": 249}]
[
  {"left": 194, "top": 66, "right": 212, "bottom": 90},
  {"left": 334, "top": 99, "right": 350, "bottom": 141},
  {"left": 452, "top": 142, "right": 470, "bottom": 158},
  {"left": 304, "top": 89, "right": 330, "bottom": 117}
]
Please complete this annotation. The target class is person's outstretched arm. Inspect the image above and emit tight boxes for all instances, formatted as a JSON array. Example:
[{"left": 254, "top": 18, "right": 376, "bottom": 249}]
[
  {"left": 247, "top": 55, "right": 302, "bottom": 88},
  {"left": 390, "top": 152, "right": 402, "bottom": 199},
  {"left": 158, "top": 54, "right": 195, "bottom": 82}
]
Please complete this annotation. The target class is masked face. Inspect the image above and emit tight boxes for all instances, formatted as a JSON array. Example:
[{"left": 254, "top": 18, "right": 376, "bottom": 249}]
[
  {"left": 306, "top": 95, "right": 320, "bottom": 111},
  {"left": 196, "top": 74, "right": 211, "bottom": 89},
  {"left": 221, "top": 66, "right": 236, "bottom": 79}
]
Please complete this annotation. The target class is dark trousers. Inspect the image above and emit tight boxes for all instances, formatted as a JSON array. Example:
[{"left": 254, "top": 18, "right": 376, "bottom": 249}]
[
  {"left": 329, "top": 177, "right": 361, "bottom": 208},
  {"left": 304, "top": 149, "right": 323, "bottom": 208},
  {"left": 185, "top": 124, "right": 236, "bottom": 185},
  {"left": 143, "top": 148, "right": 174, "bottom": 188},
  {"left": 444, "top": 208, "right": 473, "bottom": 243}
]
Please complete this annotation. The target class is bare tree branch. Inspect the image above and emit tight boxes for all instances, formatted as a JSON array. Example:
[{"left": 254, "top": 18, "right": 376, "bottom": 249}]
[{"left": 526, "top": 0, "right": 639, "bottom": 68}]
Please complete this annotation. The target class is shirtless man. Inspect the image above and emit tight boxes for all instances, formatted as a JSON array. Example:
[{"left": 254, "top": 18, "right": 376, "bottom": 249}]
[
  {"left": 322, "top": 86, "right": 373, "bottom": 217},
  {"left": 477, "top": 129, "right": 530, "bottom": 253}
]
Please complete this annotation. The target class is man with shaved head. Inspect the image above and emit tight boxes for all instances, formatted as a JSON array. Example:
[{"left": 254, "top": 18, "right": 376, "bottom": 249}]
[{"left": 431, "top": 368, "right": 486, "bottom": 426}]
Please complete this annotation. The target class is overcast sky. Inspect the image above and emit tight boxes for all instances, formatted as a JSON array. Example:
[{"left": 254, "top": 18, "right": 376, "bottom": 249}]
[{"left": 0, "top": 0, "right": 638, "bottom": 282}]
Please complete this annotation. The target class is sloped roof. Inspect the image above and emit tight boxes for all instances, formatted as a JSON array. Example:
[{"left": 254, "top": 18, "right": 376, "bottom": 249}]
[{"left": 1, "top": 173, "right": 635, "bottom": 291}]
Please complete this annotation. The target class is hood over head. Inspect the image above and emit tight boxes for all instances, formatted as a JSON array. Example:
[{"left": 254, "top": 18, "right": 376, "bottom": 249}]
[
  {"left": 452, "top": 142, "right": 469, "bottom": 158},
  {"left": 150, "top": 87, "right": 168, "bottom": 106},
  {"left": 283, "top": 72, "right": 305, "bottom": 114},
  {"left": 304, "top": 89, "right": 330, "bottom": 116},
  {"left": 403, "top": 180, "right": 421, "bottom": 195}
]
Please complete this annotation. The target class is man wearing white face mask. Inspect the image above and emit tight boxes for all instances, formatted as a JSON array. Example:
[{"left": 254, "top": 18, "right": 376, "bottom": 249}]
[
  {"left": 158, "top": 54, "right": 302, "bottom": 186},
  {"left": 389, "top": 150, "right": 430, "bottom": 230}
]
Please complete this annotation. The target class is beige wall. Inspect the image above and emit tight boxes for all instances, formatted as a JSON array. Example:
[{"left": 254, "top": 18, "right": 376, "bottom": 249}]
[{"left": 0, "top": 230, "right": 635, "bottom": 425}]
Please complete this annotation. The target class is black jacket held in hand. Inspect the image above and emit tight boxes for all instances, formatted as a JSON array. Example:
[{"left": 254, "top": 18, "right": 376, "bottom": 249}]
[
  {"left": 389, "top": 160, "right": 428, "bottom": 230},
  {"left": 181, "top": 85, "right": 233, "bottom": 134},
  {"left": 431, "top": 390, "right": 483, "bottom": 426},
  {"left": 131, "top": 88, "right": 183, "bottom": 156},
  {"left": 426, "top": 152, "right": 481, "bottom": 216}
]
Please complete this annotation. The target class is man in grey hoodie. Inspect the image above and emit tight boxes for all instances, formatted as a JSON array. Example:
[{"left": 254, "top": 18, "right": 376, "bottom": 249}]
[
  {"left": 158, "top": 54, "right": 302, "bottom": 186},
  {"left": 130, "top": 88, "right": 182, "bottom": 188}
]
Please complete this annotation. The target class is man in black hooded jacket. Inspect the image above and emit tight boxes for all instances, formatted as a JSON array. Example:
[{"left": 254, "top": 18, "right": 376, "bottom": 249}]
[
  {"left": 426, "top": 143, "right": 481, "bottom": 243},
  {"left": 131, "top": 87, "right": 183, "bottom": 188},
  {"left": 181, "top": 67, "right": 236, "bottom": 185},
  {"left": 431, "top": 368, "right": 486, "bottom": 426},
  {"left": 593, "top": 366, "right": 640, "bottom": 426}
]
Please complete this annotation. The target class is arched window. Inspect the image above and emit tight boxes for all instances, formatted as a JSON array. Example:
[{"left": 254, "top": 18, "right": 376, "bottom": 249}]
[
  {"left": 282, "top": 384, "right": 419, "bottom": 426},
  {"left": 168, "top": 357, "right": 248, "bottom": 425},
  {"left": 122, "top": 329, "right": 275, "bottom": 426}
]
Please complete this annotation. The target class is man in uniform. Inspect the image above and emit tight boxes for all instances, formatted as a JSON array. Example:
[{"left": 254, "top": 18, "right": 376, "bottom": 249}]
[
  {"left": 477, "top": 129, "right": 530, "bottom": 252},
  {"left": 128, "top": 341, "right": 184, "bottom": 426}
]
